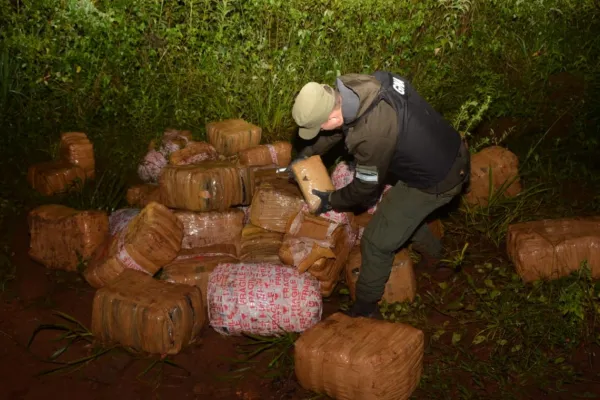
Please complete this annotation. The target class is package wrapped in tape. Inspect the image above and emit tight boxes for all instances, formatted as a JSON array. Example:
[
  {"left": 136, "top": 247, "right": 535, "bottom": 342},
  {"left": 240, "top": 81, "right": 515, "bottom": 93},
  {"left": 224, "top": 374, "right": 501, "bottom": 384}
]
[
  {"left": 168, "top": 141, "right": 218, "bottom": 165},
  {"left": 126, "top": 184, "right": 162, "bottom": 207},
  {"left": 108, "top": 208, "right": 140, "bottom": 236},
  {"left": 59, "top": 132, "right": 95, "bottom": 179},
  {"left": 311, "top": 226, "right": 355, "bottom": 297},
  {"left": 161, "top": 250, "right": 239, "bottom": 304},
  {"left": 506, "top": 217, "right": 600, "bottom": 282},
  {"left": 84, "top": 202, "right": 183, "bottom": 288},
  {"left": 239, "top": 224, "right": 284, "bottom": 263},
  {"left": 465, "top": 145, "right": 522, "bottom": 207},
  {"left": 291, "top": 155, "right": 335, "bottom": 214},
  {"left": 159, "top": 161, "right": 251, "bottom": 212},
  {"left": 238, "top": 142, "right": 292, "bottom": 167},
  {"left": 207, "top": 262, "right": 322, "bottom": 336},
  {"left": 91, "top": 269, "right": 205, "bottom": 355},
  {"left": 279, "top": 236, "right": 337, "bottom": 272},
  {"left": 286, "top": 211, "right": 343, "bottom": 242},
  {"left": 174, "top": 210, "right": 244, "bottom": 255},
  {"left": 206, "top": 119, "right": 262, "bottom": 156},
  {"left": 346, "top": 247, "right": 416, "bottom": 303},
  {"left": 139, "top": 130, "right": 193, "bottom": 183},
  {"left": 28, "top": 205, "right": 108, "bottom": 271},
  {"left": 27, "top": 161, "right": 86, "bottom": 196},
  {"left": 294, "top": 312, "right": 424, "bottom": 400},
  {"left": 249, "top": 181, "right": 305, "bottom": 233}
]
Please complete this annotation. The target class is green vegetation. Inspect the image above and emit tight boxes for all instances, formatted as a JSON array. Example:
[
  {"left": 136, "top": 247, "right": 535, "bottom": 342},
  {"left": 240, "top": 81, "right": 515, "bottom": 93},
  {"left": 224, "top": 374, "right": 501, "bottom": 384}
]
[{"left": 1, "top": 0, "right": 600, "bottom": 398}]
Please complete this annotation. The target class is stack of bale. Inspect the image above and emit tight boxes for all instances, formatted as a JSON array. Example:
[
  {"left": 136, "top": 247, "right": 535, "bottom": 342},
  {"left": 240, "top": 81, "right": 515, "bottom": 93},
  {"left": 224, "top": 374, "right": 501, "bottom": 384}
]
[
  {"left": 26, "top": 120, "right": 444, "bottom": 399},
  {"left": 28, "top": 132, "right": 95, "bottom": 196}
]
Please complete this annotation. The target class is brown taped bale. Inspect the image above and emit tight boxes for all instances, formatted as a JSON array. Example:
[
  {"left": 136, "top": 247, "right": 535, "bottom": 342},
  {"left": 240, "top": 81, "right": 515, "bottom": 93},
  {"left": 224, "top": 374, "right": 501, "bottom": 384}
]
[
  {"left": 294, "top": 312, "right": 424, "bottom": 400},
  {"left": 507, "top": 217, "right": 600, "bottom": 282},
  {"left": 28, "top": 205, "right": 108, "bottom": 271},
  {"left": 91, "top": 269, "right": 205, "bottom": 355},
  {"left": 206, "top": 119, "right": 262, "bottom": 156}
]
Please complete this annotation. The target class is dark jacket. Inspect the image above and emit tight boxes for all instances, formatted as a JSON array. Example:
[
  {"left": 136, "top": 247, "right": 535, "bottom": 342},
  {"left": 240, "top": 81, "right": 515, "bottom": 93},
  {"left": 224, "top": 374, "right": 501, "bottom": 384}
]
[{"left": 301, "top": 71, "right": 467, "bottom": 212}]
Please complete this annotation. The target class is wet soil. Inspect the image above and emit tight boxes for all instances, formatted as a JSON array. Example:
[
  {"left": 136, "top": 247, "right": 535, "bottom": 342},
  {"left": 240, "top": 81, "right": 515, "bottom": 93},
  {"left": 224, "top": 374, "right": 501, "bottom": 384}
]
[{"left": 2, "top": 209, "right": 599, "bottom": 400}]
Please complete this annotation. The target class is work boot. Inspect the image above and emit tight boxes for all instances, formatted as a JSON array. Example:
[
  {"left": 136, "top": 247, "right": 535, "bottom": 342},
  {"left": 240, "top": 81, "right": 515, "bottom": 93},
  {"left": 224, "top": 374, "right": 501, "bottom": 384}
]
[
  {"left": 341, "top": 299, "right": 382, "bottom": 320},
  {"left": 416, "top": 252, "right": 457, "bottom": 278}
]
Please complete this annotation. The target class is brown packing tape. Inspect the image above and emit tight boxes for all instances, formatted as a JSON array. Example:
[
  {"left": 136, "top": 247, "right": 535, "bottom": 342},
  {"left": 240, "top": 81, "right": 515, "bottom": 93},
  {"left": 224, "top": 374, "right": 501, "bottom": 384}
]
[
  {"left": 248, "top": 181, "right": 305, "bottom": 233},
  {"left": 168, "top": 141, "right": 218, "bottom": 165},
  {"left": 239, "top": 224, "right": 284, "bottom": 263},
  {"left": 291, "top": 155, "right": 335, "bottom": 213},
  {"left": 345, "top": 247, "right": 417, "bottom": 303},
  {"left": 285, "top": 211, "right": 341, "bottom": 242},
  {"left": 174, "top": 210, "right": 244, "bottom": 256},
  {"left": 83, "top": 202, "right": 183, "bottom": 288},
  {"left": 161, "top": 251, "right": 239, "bottom": 306},
  {"left": 206, "top": 119, "right": 262, "bottom": 157},
  {"left": 27, "top": 161, "right": 87, "bottom": 196},
  {"left": 60, "top": 132, "right": 95, "bottom": 179},
  {"left": 126, "top": 184, "right": 162, "bottom": 207},
  {"left": 28, "top": 205, "right": 109, "bottom": 271},
  {"left": 465, "top": 145, "right": 522, "bottom": 207},
  {"left": 506, "top": 217, "right": 600, "bottom": 282},
  {"left": 294, "top": 312, "right": 424, "bottom": 400},
  {"left": 159, "top": 161, "right": 250, "bottom": 211},
  {"left": 238, "top": 141, "right": 292, "bottom": 167},
  {"left": 91, "top": 269, "right": 206, "bottom": 355}
]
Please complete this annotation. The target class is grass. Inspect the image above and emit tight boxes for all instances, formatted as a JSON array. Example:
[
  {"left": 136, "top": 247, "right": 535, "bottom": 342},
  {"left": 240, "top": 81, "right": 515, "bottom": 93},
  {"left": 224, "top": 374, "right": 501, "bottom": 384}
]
[{"left": 26, "top": 310, "right": 188, "bottom": 388}]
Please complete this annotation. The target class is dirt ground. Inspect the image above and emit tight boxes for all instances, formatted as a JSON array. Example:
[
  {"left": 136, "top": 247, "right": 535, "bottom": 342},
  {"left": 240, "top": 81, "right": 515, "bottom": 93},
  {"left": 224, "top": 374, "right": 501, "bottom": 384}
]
[{"left": 2, "top": 209, "right": 599, "bottom": 400}]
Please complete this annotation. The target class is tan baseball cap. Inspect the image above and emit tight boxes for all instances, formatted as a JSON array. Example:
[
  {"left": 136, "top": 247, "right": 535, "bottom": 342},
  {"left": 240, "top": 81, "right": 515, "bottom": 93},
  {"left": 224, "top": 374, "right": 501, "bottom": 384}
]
[{"left": 292, "top": 82, "right": 336, "bottom": 140}]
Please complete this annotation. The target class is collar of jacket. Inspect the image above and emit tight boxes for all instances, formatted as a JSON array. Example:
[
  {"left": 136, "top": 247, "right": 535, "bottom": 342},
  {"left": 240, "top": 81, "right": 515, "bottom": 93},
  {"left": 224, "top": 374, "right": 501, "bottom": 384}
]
[{"left": 336, "top": 73, "right": 383, "bottom": 131}]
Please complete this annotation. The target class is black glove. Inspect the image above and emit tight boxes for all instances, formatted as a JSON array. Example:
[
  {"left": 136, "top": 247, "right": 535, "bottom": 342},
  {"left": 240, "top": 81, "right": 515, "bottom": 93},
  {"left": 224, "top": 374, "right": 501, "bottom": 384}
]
[
  {"left": 311, "top": 189, "right": 333, "bottom": 215},
  {"left": 286, "top": 153, "right": 310, "bottom": 181}
]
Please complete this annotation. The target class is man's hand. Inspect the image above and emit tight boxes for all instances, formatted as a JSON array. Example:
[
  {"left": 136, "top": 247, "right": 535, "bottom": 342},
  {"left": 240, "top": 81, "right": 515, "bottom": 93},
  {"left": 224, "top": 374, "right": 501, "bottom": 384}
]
[
  {"left": 285, "top": 154, "right": 309, "bottom": 181},
  {"left": 312, "top": 189, "right": 333, "bottom": 215}
]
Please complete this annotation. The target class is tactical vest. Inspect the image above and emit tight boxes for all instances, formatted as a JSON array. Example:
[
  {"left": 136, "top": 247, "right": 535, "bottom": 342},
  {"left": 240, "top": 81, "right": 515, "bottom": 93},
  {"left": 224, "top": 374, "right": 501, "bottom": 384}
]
[{"left": 347, "top": 71, "right": 463, "bottom": 192}]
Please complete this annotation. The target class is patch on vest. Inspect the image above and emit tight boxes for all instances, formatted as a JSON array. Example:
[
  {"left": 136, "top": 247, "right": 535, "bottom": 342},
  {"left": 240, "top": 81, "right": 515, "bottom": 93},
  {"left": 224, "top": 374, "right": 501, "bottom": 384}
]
[{"left": 355, "top": 164, "right": 379, "bottom": 184}]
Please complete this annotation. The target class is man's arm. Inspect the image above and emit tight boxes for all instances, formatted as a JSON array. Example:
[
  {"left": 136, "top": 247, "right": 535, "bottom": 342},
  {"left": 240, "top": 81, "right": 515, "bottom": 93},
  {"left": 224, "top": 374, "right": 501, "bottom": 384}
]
[
  {"left": 328, "top": 105, "right": 397, "bottom": 211},
  {"left": 298, "top": 131, "right": 344, "bottom": 157}
]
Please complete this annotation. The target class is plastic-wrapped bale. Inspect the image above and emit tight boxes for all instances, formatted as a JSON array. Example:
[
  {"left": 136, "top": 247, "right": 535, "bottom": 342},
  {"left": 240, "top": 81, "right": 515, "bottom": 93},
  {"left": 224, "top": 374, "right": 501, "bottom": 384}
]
[
  {"left": 291, "top": 155, "right": 335, "bottom": 214},
  {"left": 108, "top": 208, "right": 140, "bottom": 236},
  {"left": 28, "top": 205, "right": 108, "bottom": 271},
  {"left": 345, "top": 247, "right": 417, "bottom": 304},
  {"left": 206, "top": 119, "right": 262, "bottom": 156},
  {"left": 309, "top": 226, "right": 355, "bottom": 297},
  {"left": 59, "top": 132, "right": 95, "bottom": 179},
  {"left": 294, "top": 312, "right": 424, "bottom": 400},
  {"left": 238, "top": 142, "right": 292, "bottom": 167},
  {"left": 279, "top": 236, "right": 337, "bottom": 273},
  {"left": 174, "top": 210, "right": 244, "bottom": 256},
  {"left": 91, "top": 269, "right": 205, "bottom": 355},
  {"left": 159, "top": 161, "right": 251, "bottom": 212},
  {"left": 286, "top": 210, "right": 346, "bottom": 242},
  {"left": 169, "top": 141, "right": 218, "bottom": 165},
  {"left": 126, "top": 184, "right": 162, "bottom": 207},
  {"left": 83, "top": 202, "right": 183, "bottom": 288},
  {"left": 27, "top": 161, "right": 86, "bottom": 196},
  {"left": 239, "top": 224, "right": 284, "bottom": 263},
  {"left": 139, "top": 131, "right": 192, "bottom": 183},
  {"left": 506, "top": 217, "right": 600, "bottom": 282},
  {"left": 161, "top": 251, "right": 239, "bottom": 305},
  {"left": 207, "top": 262, "right": 322, "bottom": 336},
  {"left": 249, "top": 181, "right": 305, "bottom": 233},
  {"left": 465, "top": 145, "right": 522, "bottom": 207}
]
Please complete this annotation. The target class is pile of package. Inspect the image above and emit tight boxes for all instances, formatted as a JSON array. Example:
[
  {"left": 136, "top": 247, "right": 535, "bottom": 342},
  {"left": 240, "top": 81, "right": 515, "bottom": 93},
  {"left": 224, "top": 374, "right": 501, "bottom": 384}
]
[{"left": 29, "top": 121, "right": 598, "bottom": 400}]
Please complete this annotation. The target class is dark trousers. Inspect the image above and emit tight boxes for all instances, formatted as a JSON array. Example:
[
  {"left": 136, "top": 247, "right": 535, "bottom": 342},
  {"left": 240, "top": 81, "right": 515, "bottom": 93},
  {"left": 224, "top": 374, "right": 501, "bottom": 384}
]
[{"left": 356, "top": 179, "right": 465, "bottom": 303}]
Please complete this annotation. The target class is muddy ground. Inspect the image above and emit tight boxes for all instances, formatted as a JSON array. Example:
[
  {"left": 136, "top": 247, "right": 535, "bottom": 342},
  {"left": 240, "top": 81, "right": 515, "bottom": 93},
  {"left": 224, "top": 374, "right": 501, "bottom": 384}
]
[{"left": 1, "top": 207, "right": 599, "bottom": 400}]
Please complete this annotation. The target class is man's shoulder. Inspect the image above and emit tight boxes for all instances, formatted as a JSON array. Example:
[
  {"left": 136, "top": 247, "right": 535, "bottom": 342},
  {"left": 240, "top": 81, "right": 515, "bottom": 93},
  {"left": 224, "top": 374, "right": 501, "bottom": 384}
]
[{"left": 337, "top": 73, "right": 380, "bottom": 89}]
